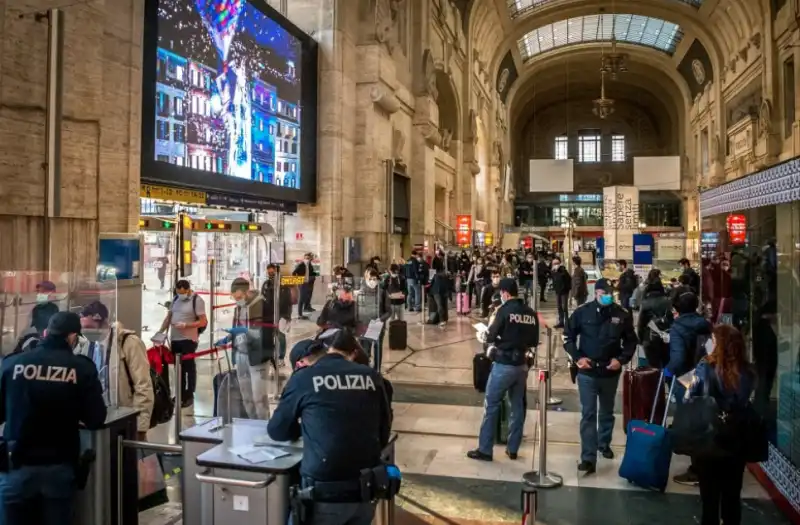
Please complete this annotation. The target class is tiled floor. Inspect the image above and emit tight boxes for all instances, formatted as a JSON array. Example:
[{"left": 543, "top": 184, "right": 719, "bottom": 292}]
[{"left": 137, "top": 297, "right": 788, "bottom": 525}]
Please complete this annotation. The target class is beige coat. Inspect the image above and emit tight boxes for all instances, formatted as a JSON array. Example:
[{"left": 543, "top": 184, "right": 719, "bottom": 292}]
[{"left": 115, "top": 323, "right": 155, "bottom": 432}]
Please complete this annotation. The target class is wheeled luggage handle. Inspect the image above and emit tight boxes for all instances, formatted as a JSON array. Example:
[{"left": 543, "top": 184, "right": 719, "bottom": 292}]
[
  {"left": 196, "top": 470, "right": 276, "bottom": 489},
  {"left": 649, "top": 370, "right": 677, "bottom": 427}
]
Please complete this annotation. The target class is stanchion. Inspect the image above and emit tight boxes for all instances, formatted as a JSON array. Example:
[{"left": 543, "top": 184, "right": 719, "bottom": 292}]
[
  {"left": 417, "top": 284, "right": 427, "bottom": 325},
  {"left": 545, "top": 328, "right": 562, "bottom": 406},
  {"left": 272, "top": 269, "right": 283, "bottom": 396},
  {"left": 523, "top": 369, "right": 563, "bottom": 489},
  {"left": 173, "top": 356, "right": 183, "bottom": 441},
  {"left": 521, "top": 485, "right": 537, "bottom": 525}
]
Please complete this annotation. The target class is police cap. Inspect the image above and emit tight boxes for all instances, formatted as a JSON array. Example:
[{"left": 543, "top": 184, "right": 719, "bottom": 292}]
[
  {"left": 594, "top": 278, "right": 612, "bottom": 293},
  {"left": 47, "top": 311, "right": 82, "bottom": 337},
  {"left": 498, "top": 278, "right": 518, "bottom": 296}
]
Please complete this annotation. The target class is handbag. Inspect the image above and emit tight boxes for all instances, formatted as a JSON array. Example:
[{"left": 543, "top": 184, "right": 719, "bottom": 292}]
[{"left": 672, "top": 370, "right": 768, "bottom": 461}]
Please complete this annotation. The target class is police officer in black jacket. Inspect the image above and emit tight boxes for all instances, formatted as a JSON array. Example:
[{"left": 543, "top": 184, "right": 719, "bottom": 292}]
[
  {"left": 468, "top": 279, "right": 539, "bottom": 462},
  {"left": 268, "top": 330, "right": 394, "bottom": 525},
  {"left": 563, "top": 279, "right": 637, "bottom": 475},
  {"left": 0, "top": 312, "right": 107, "bottom": 525}
]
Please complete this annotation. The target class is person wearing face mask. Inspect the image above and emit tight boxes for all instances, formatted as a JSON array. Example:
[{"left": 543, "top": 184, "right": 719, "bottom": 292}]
[
  {"left": 467, "top": 257, "right": 488, "bottom": 310},
  {"left": 292, "top": 253, "right": 318, "bottom": 319},
  {"left": 550, "top": 256, "right": 572, "bottom": 328},
  {"left": 317, "top": 285, "right": 357, "bottom": 332},
  {"left": 0, "top": 311, "right": 107, "bottom": 525},
  {"left": 467, "top": 279, "right": 539, "bottom": 462},
  {"left": 355, "top": 270, "right": 392, "bottom": 368},
  {"left": 268, "top": 329, "right": 394, "bottom": 525},
  {"left": 480, "top": 270, "right": 503, "bottom": 319},
  {"left": 518, "top": 253, "right": 535, "bottom": 305},
  {"left": 156, "top": 279, "right": 207, "bottom": 413},
  {"left": 536, "top": 254, "right": 550, "bottom": 303},
  {"left": 563, "top": 279, "right": 637, "bottom": 475},
  {"left": 27, "top": 281, "right": 60, "bottom": 337},
  {"left": 79, "top": 301, "right": 154, "bottom": 441}
]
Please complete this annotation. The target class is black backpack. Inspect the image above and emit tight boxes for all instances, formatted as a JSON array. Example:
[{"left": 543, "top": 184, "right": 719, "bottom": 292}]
[
  {"left": 120, "top": 333, "right": 174, "bottom": 428},
  {"left": 172, "top": 294, "right": 207, "bottom": 335}
]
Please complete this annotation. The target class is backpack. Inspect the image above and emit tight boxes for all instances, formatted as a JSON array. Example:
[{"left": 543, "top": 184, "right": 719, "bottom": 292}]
[
  {"left": 120, "top": 333, "right": 174, "bottom": 428},
  {"left": 172, "top": 294, "right": 207, "bottom": 335}
]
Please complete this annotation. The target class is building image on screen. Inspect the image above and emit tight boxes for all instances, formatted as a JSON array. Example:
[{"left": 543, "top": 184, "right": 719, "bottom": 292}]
[{"left": 155, "top": 0, "right": 302, "bottom": 189}]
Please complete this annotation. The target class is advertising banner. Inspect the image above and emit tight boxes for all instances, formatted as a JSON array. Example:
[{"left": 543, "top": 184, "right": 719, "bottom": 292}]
[
  {"left": 602, "top": 186, "right": 640, "bottom": 261},
  {"left": 455, "top": 215, "right": 472, "bottom": 247},
  {"left": 726, "top": 214, "right": 747, "bottom": 245},
  {"left": 632, "top": 234, "right": 654, "bottom": 265}
]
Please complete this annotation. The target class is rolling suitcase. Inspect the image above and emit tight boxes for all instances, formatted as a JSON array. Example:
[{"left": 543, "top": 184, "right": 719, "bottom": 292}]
[
  {"left": 619, "top": 370, "right": 676, "bottom": 492},
  {"left": 473, "top": 353, "right": 491, "bottom": 392},
  {"left": 622, "top": 365, "right": 666, "bottom": 434},
  {"left": 388, "top": 320, "right": 407, "bottom": 350},
  {"left": 212, "top": 350, "right": 247, "bottom": 421},
  {"left": 456, "top": 292, "right": 470, "bottom": 315}
]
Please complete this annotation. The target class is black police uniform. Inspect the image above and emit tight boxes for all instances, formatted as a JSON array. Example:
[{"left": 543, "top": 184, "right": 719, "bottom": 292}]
[
  {"left": 563, "top": 297, "right": 637, "bottom": 467},
  {"left": 0, "top": 333, "right": 107, "bottom": 525},
  {"left": 267, "top": 353, "right": 392, "bottom": 525},
  {"left": 469, "top": 289, "right": 539, "bottom": 460}
]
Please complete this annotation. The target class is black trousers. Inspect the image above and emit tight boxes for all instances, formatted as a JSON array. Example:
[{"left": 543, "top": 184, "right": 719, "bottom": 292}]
[
  {"left": 539, "top": 282, "right": 547, "bottom": 301},
  {"left": 434, "top": 293, "right": 449, "bottom": 323},
  {"left": 556, "top": 293, "right": 569, "bottom": 326},
  {"left": 171, "top": 339, "right": 198, "bottom": 402},
  {"left": 298, "top": 283, "right": 313, "bottom": 316},
  {"left": 694, "top": 456, "right": 746, "bottom": 525}
]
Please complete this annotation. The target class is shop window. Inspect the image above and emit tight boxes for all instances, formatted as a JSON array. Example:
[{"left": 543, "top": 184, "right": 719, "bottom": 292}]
[
  {"left": 578, "top": 133, "right": 601, "bottom": 163},
  {"left": 611, "top": 135, "right": 625, "bottom": 162},
  {"left": 784, "top": 57, "right": 795, "bottom": 138},
  {"left": 554, "top": 136, "right": 568, "bottom": 159}
]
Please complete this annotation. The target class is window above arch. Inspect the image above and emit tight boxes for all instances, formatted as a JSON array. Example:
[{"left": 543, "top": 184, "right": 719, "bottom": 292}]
[
  {"left": 508, "top": 0, "right": 702, "bottom": 20},
  {"left": 518, "top": 14, "right": 684, "bottom": 61}
]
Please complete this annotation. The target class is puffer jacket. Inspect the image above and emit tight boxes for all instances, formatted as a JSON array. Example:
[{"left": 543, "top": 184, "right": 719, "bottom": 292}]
[
  {"left": 666, "top": 313, "right": 712, "bottom": 376},
  {"left": 116, "top": 323, "right": 156, "bottom": 432}
]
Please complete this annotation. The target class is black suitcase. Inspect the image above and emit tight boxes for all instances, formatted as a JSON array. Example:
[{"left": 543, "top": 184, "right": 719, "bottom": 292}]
[
  {"left": 213, "top": 368, "right": 246, "bottom": 420},
  {"left": 388, "top": 320, "right": 407, "bottom": 350},
  {"left": 473, "top": 353, "right": 491, "bottom": 392}
]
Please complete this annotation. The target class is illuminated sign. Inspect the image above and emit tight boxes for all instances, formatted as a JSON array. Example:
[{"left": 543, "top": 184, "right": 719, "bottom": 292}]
[
  {"left": 178, "top": 213, "right": 193, "bottom": 276},
  {"left": 240, "top": 224, "right": 261, "bottom": 231},
  {"left": 455, "top": 214, "right": 472, "bottom": 246},
  {"left": 726, "top": 214, "right": 747, "bottom": 244},
  {"left": 485, "top": 232, "right": 494, "bottom": 245},
  {"left": 140, "top": 184, "right": 206, "bottom": 204},
  {"left": 280, "top": 276, "right": 305, "bottom": 286}
]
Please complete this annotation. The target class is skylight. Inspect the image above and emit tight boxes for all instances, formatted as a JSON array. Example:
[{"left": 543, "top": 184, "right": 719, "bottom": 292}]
[
  {"left": 517, "top": 14, "right": 684, "bottom": 60},
  {"left": 508, "top": 0, "right": 702, "bottom": 19}
]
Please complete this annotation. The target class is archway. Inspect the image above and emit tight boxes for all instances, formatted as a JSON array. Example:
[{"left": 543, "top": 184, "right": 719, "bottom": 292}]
[{"left": 435, "top": 70, "right": 460, "bottom": 155}]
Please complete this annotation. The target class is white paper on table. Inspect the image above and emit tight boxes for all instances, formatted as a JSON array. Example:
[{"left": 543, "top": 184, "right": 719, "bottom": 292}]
[
  {"left": 472, "top": 322, "right": 488, "bottom": 333},
  {"left": 230, "top": 445, "right": 291, "bottom": 464},
  {"left": 363, "top": 319, "right": 384, "bottom": 341}
]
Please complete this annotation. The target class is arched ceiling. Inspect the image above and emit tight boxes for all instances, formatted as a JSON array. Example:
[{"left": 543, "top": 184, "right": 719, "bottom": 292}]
[{"left": 466, "top": 0, "right": 766, "bottom": 99}]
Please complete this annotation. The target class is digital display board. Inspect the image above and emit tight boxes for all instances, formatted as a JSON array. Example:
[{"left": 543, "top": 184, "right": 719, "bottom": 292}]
[{"left": 142, "top": 0, "right": 318, "bottom": 204}]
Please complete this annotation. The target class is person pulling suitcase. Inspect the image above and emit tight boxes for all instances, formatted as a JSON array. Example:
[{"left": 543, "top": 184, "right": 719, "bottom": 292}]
[{"left": 563, "top": 279, "right": 638, "bottom": 475}]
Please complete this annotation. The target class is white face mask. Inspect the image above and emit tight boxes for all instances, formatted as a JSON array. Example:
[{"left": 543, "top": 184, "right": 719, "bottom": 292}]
[
  {"left": 527, "top": 258, "right": 533, "bottom": 262},
  {"left": 492, "top": 278, "right": 500, "bottom": 286},
  {"left": 236, "top": 299, "right": 247, "bottom": 307},
  {"left": 367, "top": 280, "right": 379, "bottom": 289},
  {"left": 36, "top": 294, "right": 50, "bottom": 303},
  {"left": 73, "top": 334, "right": 90, "bottom": 354},
  {"left": 552, "top": 264, "right": 560, "bottom": 270}
]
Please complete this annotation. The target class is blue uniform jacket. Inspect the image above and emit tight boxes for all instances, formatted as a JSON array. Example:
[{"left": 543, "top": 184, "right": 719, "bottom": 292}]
[
  {"left": 267, "top": 353, "right": 392, "bottom": 482},
  {"left": 0, "top": 337, "right": 107, "bottom": 467},
  {"left": 485, "top": 298, "right": 540, "bottom": 366},
  {"left": 564, "top": 300, "right": 637, "bottom": 377}
]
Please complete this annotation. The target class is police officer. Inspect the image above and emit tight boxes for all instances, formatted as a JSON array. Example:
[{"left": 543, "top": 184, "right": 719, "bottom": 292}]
[
  {"left": 563, "top": 279, "right": 637, "bottom": 475},
  {"left": 467, "top": 279, "right": 539, "bottom": 462},
  {"left": 0, "top": 311, "right": 107, "bottom": 524},
  {"left": 268, "top": 329, "right": 395, "bottom": 525}
]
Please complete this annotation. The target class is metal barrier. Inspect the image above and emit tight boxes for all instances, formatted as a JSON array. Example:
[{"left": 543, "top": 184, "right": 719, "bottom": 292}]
[
  {"left": 116, "top": 438, "right": 182, "bottom": 525},
  {"left": 521, "top": 485, "right": 537, "bottom": 525},
  {"left": 544, "top": 328, "right": 561, "bottom": 406},
  {"left": 522, "top": 368, "right": 563, "bottom": 489}
]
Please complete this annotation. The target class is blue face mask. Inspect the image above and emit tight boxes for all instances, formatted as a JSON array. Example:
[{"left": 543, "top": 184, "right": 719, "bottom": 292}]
[{"left": 598, "top": 294, "right": 613, "bottom": 306}]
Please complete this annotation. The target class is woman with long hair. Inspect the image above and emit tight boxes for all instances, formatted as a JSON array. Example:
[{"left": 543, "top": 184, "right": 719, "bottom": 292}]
[{"left": 688, "top": 324, "right": 755, "bottom": 525}]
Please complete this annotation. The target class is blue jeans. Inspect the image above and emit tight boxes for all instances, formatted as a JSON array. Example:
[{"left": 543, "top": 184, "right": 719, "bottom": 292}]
[
  {"left": 577, "top": 373, "right": 620, "bottom": 463},
  {"left": 0, "top": 464, "right": 75, "bottom": 525},
  {"left": 407, "top": 279, "right": 421, "bottom": 311},
  {"left": 478, "top": 363, "right": 529, "bottom": 455}
]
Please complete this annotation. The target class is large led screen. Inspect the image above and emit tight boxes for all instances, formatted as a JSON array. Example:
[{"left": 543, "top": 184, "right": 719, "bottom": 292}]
[{"left": 142, "top": 0, "right": 318, "bottom": 203}]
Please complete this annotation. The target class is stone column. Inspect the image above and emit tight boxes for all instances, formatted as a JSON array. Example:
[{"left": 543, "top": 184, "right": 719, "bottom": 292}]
[
  {"left": 285, "top": 0, "right": 358, "bottom": 271},
  {"left": 411, "top": 95, "right": 440, "bottom": 244}
]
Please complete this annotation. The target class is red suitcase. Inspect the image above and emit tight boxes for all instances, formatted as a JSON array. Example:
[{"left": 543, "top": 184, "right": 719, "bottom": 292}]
[{"left": 622, "top": 366, "right": 666, "bottom": 434}]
